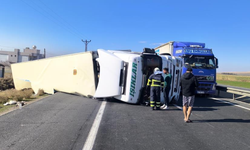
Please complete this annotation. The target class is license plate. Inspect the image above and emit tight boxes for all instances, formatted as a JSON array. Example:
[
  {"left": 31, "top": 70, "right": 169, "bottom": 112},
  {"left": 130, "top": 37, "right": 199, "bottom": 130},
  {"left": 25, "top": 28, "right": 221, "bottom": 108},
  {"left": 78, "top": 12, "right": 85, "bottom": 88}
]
[{"left": 197, "top": 91, "right": 205, "bottom": 94}]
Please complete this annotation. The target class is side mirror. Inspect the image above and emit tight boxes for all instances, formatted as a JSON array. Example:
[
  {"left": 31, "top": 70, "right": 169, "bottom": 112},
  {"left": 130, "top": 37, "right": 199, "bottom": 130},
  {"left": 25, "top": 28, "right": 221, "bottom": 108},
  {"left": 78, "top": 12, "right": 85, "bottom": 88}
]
[{"left": 215, "top": 57, "right": 218, "bottom": 68}]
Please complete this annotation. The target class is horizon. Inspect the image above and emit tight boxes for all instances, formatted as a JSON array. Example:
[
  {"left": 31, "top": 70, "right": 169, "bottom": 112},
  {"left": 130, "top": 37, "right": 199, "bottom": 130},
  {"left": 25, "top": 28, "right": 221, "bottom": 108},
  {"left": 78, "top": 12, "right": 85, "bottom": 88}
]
[
  {"left": 1, "top": 0, "right": 250, "bottom": 72},
  {"left": 217, "top": 71, "right": 250, "bottom": 73}
]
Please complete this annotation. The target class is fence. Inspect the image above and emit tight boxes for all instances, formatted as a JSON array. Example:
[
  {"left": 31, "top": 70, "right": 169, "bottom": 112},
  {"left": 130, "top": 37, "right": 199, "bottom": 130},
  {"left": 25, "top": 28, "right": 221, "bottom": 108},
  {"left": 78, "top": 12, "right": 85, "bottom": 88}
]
[{"left": 216, "top": 85, "right": 250, "bottom": 100}]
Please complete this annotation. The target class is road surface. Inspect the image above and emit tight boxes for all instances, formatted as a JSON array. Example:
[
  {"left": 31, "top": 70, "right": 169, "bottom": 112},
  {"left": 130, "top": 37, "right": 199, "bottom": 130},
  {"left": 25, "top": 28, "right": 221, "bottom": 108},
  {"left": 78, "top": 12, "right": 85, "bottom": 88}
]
[{"left": 0, "top": 93, "right": 250, "bottom": 150}]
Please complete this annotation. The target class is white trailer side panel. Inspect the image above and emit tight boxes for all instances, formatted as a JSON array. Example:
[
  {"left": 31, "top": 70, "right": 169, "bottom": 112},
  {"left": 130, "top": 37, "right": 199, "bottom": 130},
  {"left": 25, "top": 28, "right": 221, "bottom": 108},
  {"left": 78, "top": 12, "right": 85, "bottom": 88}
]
[{"left": 11, "top": 52, "right": 96, "bottom": 97}]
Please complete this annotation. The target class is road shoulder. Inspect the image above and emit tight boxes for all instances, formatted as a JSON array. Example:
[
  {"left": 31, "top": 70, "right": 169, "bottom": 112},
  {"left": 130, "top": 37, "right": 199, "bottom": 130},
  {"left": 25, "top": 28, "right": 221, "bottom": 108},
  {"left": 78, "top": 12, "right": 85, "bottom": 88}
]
[{"left": 0, "top": 95, "right": 50, "bottom": 117}]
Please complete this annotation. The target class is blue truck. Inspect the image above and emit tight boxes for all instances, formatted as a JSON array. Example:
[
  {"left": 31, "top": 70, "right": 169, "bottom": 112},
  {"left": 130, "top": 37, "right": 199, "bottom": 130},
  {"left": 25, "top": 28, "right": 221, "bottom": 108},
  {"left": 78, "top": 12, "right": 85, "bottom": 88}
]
[{"left": 155, "top": 41, "right": 218, "bottom": 95}]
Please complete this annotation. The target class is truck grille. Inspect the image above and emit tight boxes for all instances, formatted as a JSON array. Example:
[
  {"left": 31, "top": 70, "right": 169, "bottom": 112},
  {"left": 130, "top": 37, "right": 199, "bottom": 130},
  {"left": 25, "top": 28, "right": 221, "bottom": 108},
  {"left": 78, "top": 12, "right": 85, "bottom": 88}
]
[
  {"left": 197, "top": 83, "right": 212, "bottom": 91},
  {"left": 196, "top": 76, "right": 214, "bottom": 81},
  {"left": 199, "top": 83, "right": 211, "bottom": 87},
  {"left": 197, "top": 87, "right": 210, "bottom": 91}
]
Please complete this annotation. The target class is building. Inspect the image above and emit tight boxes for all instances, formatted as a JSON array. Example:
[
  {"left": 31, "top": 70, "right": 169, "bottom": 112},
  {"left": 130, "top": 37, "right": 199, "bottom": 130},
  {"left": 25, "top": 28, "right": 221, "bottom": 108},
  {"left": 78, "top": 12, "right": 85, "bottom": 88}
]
[
  {"left": 0, "top": 64, "right": 4, "bottom": 78},
  {"left": 0, "top": 46, "right": 45, "bottom": 63}
]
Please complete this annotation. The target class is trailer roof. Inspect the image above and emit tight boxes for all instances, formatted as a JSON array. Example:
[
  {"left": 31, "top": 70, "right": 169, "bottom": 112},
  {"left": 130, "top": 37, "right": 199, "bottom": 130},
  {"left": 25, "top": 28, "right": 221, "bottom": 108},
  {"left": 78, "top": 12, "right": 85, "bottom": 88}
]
[{"left": 155, "top": 41, "right": 206, "bottom": 49}]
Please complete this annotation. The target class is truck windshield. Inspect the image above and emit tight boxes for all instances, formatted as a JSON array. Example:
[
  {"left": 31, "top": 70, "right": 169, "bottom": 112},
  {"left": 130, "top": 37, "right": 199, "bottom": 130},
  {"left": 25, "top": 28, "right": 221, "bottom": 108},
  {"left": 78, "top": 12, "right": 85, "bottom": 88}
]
[{"left": 184, "top": 56, "right": 215, "bottom": 69}]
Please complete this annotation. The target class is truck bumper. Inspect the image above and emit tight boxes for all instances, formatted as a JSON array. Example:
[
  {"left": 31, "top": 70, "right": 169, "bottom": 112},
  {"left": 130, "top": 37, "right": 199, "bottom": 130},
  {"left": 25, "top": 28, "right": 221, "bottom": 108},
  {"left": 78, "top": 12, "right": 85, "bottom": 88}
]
[
  {"left": 196, "top": 90, "right": 216, "bottom": 95},
  {"left": 196, "top": 82, "right": 216, "bottom": 95}
]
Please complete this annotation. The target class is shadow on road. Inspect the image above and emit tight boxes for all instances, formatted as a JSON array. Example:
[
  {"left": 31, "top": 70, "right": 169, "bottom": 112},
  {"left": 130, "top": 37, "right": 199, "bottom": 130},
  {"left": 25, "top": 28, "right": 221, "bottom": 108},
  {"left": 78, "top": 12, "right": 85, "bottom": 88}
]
[
  {"left": 193, "top": 119, "right": 250, "bottom": 123},
  {"left": 192, "top": 107, "right": 217, "bottom": 111}
]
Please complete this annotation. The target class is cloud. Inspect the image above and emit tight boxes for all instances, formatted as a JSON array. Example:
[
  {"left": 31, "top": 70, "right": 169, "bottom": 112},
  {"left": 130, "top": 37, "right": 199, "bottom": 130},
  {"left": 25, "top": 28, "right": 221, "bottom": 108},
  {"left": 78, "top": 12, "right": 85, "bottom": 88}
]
[
  {"left": 150, "top": 43, "right": 165, "bottom": 46},
  {"left": 139, "top": 41, "right": 147, "bottom": 44}
]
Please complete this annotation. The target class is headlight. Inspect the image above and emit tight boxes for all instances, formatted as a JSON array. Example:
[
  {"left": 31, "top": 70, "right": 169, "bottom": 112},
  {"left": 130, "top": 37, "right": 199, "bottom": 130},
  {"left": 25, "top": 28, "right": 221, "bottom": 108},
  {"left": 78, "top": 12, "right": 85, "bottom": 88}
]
[{"left": 212, "top": 84, "right": 216, "bottom": 90}]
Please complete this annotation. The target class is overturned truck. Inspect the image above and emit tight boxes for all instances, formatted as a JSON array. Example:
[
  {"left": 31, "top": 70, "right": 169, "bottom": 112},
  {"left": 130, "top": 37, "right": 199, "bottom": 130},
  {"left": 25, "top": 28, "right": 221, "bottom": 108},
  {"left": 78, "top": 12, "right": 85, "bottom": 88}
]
[{"left": 11, "top": 49, "right": 183, "bottom": 104}]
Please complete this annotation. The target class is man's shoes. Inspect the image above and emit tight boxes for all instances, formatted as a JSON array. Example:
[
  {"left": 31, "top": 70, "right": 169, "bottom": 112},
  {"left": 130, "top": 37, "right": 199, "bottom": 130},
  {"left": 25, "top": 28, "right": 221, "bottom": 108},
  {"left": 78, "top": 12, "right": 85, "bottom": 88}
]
[
  {"left": 162, "top": 105, "right": 168, "bottom": 110},
  {"left": 184, "top": 119, "right": 193, "bottom": 123},
  {"left": 156, "top": 107, "right": 161, "bottom": 110},
  {"left": 160, "top": 104, "right": 166, "bottom": 109},
  {"left": 152, "top": 107, "right": 155, "bottom": 111}
]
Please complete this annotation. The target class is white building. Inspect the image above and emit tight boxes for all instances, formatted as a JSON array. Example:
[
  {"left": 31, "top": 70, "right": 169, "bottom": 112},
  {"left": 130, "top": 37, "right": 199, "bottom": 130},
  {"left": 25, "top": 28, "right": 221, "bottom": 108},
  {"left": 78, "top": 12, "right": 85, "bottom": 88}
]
[{"left": 0, "top": 46, "right": 45, "bottom": 63}]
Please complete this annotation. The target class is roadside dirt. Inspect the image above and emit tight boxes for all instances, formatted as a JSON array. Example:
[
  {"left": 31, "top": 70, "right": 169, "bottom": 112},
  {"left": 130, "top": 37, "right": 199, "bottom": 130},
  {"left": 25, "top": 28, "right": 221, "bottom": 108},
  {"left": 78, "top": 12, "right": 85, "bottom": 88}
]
[{"left": 0, "top": 95, "right": 50, "bottom": 117}]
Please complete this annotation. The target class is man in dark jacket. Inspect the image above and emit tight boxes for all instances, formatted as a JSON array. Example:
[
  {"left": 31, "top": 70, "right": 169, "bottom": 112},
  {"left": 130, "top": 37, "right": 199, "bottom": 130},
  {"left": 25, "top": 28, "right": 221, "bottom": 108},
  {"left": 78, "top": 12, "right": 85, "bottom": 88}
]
[{"left": 180, "top": 67, "right": 198, "bottom": 123}]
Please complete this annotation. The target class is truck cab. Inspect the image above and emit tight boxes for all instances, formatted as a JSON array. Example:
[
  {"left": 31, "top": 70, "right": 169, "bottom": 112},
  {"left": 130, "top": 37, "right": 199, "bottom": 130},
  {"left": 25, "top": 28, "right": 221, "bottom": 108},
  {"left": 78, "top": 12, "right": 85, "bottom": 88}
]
[
  {"left": 155, "top": 41, "right": 218, "bottom": 95},
  {"left": 94, "top": 49, "right": 182, "bottom": 104}
]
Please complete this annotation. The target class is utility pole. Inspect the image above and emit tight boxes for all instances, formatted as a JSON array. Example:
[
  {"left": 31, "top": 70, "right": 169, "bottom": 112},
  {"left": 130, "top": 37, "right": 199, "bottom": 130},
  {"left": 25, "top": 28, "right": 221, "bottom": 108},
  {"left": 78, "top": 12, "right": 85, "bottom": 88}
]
[
  {"left": 81, "top": 39, "right": 91, "bottom": 52},
  {"left": 44, "top": 48, "right": 46, "bottom": 58}
]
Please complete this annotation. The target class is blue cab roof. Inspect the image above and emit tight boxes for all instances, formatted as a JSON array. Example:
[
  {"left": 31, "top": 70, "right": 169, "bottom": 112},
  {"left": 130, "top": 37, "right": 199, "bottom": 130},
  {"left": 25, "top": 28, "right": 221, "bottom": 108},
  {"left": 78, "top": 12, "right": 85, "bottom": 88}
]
[
  {"left": 173, "top": 41, "right": 205, "bottom": 48},
  {"left": 172, "top": 41, "right": 213, "bottom": 56}
]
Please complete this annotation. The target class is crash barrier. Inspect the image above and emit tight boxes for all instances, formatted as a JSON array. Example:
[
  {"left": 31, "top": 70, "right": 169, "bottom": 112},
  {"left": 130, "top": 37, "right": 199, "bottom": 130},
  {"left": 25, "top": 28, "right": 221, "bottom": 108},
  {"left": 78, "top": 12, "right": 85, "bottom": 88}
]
[{"left": 216, "top": 85, "right": 250, "bottom": 100}]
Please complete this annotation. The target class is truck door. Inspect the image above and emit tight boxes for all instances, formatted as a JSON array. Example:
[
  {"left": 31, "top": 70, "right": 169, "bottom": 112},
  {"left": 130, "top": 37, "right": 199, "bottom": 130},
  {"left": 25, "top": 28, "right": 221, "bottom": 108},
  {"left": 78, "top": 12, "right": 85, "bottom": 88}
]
[
  {"left": 175, "top": 59, "right": 181, "bottom": 101},
  {"left": 140, "top": 54, "right": 162, "bottom": 103},
  {"left": 161, "top": 57, "right": 168, "bottom": 103},
  {"left": 169, "top": 61, "right": 174, "bottom": 100},
  {"left": 94, "top": 49, "right": 124, "bottom": 98},
  {"left": 171, "top": 57, "right": 179, "bottom": 101}
]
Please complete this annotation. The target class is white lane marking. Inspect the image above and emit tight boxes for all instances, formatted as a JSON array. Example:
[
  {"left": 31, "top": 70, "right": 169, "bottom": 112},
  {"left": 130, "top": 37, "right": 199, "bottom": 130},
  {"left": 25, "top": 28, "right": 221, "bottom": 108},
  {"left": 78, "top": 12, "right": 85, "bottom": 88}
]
[
  {"left": 173, "top": 104, "right": 182, "bottom": 110},
  {"left": 211, "top": 98, "right": 250, "bottom": 111},
  {"left": 82, "top": 101, "right": 107, "bottom": 150}
]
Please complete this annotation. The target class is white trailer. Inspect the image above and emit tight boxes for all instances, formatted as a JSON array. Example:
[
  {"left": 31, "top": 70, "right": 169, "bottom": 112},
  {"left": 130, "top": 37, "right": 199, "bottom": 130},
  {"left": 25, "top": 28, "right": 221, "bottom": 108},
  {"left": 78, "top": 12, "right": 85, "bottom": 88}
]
[
  {"left": 11, "top": 52, "right": 98, "bottom": 97},
  {"left": 12, "top": 49, "right": 182, "bottom": 104}
]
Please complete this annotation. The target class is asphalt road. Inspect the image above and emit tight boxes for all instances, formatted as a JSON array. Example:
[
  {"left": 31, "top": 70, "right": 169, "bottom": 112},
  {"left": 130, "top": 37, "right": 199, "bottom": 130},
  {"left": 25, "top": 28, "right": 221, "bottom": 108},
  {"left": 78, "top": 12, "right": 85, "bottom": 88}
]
[
  {"left": 0, "top": 93, "right": 102, "bottom": 150},
  {"left": 1, "top": 93, "right": 250, "bottom": 150}
]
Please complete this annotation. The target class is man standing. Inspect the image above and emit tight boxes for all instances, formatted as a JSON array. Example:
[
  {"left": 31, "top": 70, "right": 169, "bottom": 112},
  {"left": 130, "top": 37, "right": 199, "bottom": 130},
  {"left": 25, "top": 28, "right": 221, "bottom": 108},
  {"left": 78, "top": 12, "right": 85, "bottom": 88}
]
[
  {"left": 180, "top": 67, "right": 198, "bottom": 123},
  {"left": 161, "top": 68, "right": 172, "bottom": 110},
  {"left": 147, "top": 68, "right": 164, "bottom": 110}
]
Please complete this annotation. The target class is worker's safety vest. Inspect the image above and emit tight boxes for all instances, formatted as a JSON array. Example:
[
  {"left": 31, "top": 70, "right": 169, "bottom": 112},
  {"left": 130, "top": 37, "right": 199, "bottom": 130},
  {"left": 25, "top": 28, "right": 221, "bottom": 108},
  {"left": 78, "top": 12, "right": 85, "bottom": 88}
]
[{"left": 147, "top": 73, "right": 164, "bottom": 87}]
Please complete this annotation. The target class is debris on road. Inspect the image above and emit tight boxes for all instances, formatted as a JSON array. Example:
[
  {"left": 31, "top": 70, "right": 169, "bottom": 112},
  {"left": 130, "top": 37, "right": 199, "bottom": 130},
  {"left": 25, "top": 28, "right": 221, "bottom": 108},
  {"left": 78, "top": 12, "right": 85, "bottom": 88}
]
[
  {"left": 16, "top": 101, "right": 26, "bottom": 109},
  {"left": 3, "top": 100, "right": 17, "bottom": 106}
]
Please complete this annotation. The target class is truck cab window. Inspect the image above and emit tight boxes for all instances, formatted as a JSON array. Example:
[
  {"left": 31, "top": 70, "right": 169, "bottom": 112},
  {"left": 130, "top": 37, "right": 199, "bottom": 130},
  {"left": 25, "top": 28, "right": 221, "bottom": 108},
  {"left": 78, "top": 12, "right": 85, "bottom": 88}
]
[{"left": 184, "top": 56, "right": 215, "bottom": 69}]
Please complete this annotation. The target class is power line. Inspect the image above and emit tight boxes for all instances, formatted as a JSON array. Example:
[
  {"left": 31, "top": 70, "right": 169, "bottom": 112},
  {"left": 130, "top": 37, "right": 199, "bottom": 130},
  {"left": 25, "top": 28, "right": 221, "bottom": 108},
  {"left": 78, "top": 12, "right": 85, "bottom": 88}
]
[
  {"left": 20, "top": 0, "right": 83, "bottom": 40},
  {"left": 0, "top": 45, "right": 16, "bottom": 49},
  {"left": 37, "top": 0, "right": 85, "bottom": 39},
  {"left": 81, "top": 40, "right": 91, "bottom": 52},
  {"left": 0, "top": 45, "right": 19, "bottom": 51}
]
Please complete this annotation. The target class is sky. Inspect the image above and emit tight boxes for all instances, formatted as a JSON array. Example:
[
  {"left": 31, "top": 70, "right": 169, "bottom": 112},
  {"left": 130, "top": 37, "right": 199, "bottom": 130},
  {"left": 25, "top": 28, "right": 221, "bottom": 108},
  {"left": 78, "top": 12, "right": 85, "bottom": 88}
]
[{"left": 0, "top": 0, "right": 250, "bottom": 72}]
